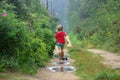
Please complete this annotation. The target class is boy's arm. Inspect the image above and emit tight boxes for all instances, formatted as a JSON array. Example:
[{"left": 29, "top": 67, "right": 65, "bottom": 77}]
[
  {"left": 65, "top": 35, "right": 72, "bottom": 47},
  {"left": 65, "top": 35, "right": 69, "bottom": 44}
]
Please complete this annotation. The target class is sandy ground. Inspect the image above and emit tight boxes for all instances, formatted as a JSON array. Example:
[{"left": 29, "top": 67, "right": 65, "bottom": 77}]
[
  {"left": 31, "top": 59, "right": 78, "bottom": 80},
  {"left": 88, "top": 49, "right": 120, "bottom": 69}
]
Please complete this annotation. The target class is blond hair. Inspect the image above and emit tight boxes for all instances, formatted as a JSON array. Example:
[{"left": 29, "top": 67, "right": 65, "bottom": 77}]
[{"left": 57, "top": 24, "right": 63, "bottom": 31}]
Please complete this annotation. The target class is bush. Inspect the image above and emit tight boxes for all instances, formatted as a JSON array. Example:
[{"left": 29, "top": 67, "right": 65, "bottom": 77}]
[{"left": 0, "top": 0, "right": 56, "bottom": 74}]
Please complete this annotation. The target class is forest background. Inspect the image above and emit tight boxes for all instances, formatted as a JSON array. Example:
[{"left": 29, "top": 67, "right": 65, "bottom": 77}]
[{"left": 67, "top": 0, "right": 120, "bottom": 53}]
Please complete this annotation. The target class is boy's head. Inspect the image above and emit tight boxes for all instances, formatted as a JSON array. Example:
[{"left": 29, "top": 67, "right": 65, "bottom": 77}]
[{"left": 57, "top": 24, "right": 63, "bottom": 31}]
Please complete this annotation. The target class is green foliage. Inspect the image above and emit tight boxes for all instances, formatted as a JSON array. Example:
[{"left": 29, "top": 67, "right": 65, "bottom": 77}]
[
  {"left": 67, "top": 0, "right": 120, "bottom": 53},
  {"left": 69, "top": 46, "right": 120, "bottom": 80},
  {"left": 95, "top": 70, "right": 120, "bottom": 80},
  {"left": 0, "top": 0, "right": 56, "bottom": 74},
  {"left": 69, "top": 33, "right": 83, "bottom": 47}
]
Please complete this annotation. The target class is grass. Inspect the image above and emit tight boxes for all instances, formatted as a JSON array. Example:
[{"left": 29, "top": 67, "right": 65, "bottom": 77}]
[
  {"left": 68, "top": 46, "right": 120, "bottom": 80},
  {"left": 0, "top": 72, "right": 29, "bottom": 80},
  {"left": 0, "top": 74, "right": 9, "bottom": 79}
]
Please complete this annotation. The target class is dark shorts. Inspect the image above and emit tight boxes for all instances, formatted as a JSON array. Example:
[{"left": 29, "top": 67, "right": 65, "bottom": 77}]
[{"left": 57, "top": 43, "right": 64, "bottom": 48}]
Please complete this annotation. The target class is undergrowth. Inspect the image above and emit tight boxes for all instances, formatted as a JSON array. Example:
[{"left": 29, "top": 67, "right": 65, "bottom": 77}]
[{"left": 69, "top": 46, "right": 120, "bottom": 80}]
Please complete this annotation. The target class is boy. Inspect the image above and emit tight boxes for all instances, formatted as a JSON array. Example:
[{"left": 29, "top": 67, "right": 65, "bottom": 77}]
[{"left": 55, "top": 24, "right": 69, "bottom": 63}]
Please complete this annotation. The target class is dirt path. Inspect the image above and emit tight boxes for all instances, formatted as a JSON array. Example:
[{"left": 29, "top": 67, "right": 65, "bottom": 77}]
[
  {"left": 0, "top": 49, "right": 78, "bottom": 80},
  {"left": 29, "top": 47, "right": 78, "bottom": 80},
  {"left": 2, "top": 48, "right": 120, "bottom": 80},
  {"left": 88, "top": 49, "right": 120, "bottom": 69},
  {"left": 32, "top": 36, "right": 78, "bottom": 80},
  {"left": 0, "top": 36, "right": 79, "bottom": 80},
  {"left": 2, "top": 44, "right": 120, "bottom": 80},
  {"left": 26, "top": 36, "right": 78, "bottom": 80}
]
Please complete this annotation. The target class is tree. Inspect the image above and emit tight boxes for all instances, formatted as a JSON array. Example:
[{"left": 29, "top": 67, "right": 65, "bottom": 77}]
[{"left": 67, "top": 0, "right": 120, "bottom": 52}]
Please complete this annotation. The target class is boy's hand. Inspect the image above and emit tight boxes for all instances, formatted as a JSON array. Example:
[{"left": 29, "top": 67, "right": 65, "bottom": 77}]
[{"left": 66, "top": 41, "right": 69, "bottom": 44}]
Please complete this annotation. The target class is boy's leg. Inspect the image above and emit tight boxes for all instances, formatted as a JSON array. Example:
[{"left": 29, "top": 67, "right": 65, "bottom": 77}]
[
  {"left": 57, "top": 43, "right": 64, "bottom": 63},
  {"left": 57, "top": 44, "right": 63, "bottom": 60},
  {"left": 59, "top": 47, "right": 63, "bottom": 60},
  {"left": 58, "top": 47, "right": 62, "bottom": 60},
  {"left": 61, "top": 47, "right": 64, "bottom": 60},
  {"left": 58, "top": 47, "right": 63, "bottom": 64}
]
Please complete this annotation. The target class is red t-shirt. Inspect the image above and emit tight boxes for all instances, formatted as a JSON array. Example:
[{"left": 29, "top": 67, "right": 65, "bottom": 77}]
[{"left": 55, "top": 31, "right": 66, "bottom": 44}]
